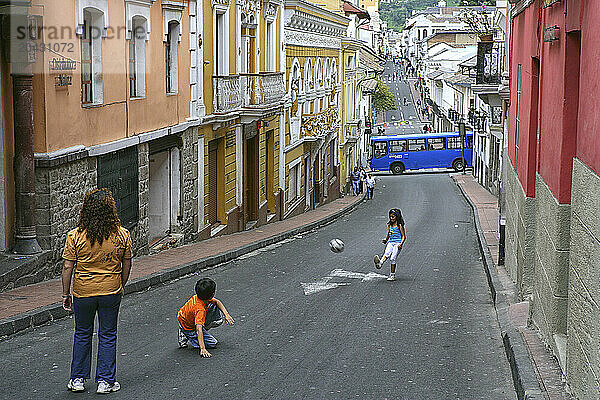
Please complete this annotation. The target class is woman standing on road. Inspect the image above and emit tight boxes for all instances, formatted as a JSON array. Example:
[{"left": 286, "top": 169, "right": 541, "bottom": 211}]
[{"left": 61, "top": 189, "right": 133, "bottom": 394}]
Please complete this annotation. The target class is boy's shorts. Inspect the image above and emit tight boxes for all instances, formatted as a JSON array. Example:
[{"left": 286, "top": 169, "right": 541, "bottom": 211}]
[
  {"left": 178, "top": 303, "right": 223, "bottom": 348},
  {"left": 383, "top": 242, "right": 401, "bottom": 264}
]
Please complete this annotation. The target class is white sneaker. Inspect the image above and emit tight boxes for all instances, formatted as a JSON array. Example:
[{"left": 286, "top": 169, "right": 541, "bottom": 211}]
[
  {"left": 97, "top": 381, "right": 120, "bottom": 394},
  {"left": 67, "top": 378, "right": 85, "bottom": 392},
  {"left": 374, "top": 255, "right": 382, "bottom": 269},
  {"left": 387, "top": 273, "right": 396, "bottom": 281},
  {"left": 205, "top": 319, "right": 223, "bottom": 330}
]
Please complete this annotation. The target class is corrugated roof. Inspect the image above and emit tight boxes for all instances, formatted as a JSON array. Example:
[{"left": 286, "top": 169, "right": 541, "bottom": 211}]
[
  {"left": 343, "top": 1, "right": 369, "bottom": 19},
  {"left": 427, "top": 70, "right": 445, "bottom": 80}
]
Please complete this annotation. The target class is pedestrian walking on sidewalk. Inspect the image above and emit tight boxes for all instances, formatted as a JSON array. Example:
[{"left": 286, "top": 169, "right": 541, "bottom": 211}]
[
  {"left": 359, "top": 167, "right": 366, "bottom": 194},
  {"left": 177, "top": 278, "right": 235, "bottom": 357},
  {"left": 350, "top": 167, "right": 361, "bottom": 196},
  {"left": 366, "top": 173, "right": 375, "bottom": 199},
  {"left": 374, "top": 208, "right": 406, "bottom": 281},
  {"left": 61, "top": 189, "right": 133, "bottom": 394}
]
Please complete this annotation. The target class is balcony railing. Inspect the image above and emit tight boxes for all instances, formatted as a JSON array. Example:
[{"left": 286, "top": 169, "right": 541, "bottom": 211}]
[
  {"left": 213, "top": 75, "right": 242, "bottom": 113},
  {"left": 242, "top": 72, "right": 286, "bottom": 106},
  {"left": 213, "top": 72, "right": 285, "bottom": 113},
  {"left": 301, "top": 107, "right": 340, "bottom": 138},
  {"left": 476, "top": 41, "right": 504, "bottom": 85}
]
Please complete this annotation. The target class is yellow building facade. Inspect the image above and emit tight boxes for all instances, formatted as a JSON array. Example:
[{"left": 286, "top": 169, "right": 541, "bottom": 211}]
[
  {"left": 282, "top": 0, "right": 348, "bottom": 215},
  {"left": 197, "top": 0, "right": 286, "bottom": 238}
]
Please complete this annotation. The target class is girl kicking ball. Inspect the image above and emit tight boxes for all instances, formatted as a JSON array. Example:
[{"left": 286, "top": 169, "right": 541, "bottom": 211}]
[{"left": 374, "top": 209, "right": 406, "bottom": 281}]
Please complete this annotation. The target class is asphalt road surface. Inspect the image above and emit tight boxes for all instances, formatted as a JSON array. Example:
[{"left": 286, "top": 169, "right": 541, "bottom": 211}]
[
  {"left": 0, "top": 173, "right": 516, "bottom": 400},
  {"left": 379, "top": 60, "right": 424, "bottom": 136}
]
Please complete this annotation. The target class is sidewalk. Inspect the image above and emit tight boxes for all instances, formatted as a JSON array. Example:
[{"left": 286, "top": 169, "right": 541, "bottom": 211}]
[
  {"left": 453, "top": 173, "right": 572, "bottom": 400},
  {"left": 407, "top": 79, "right": 426, "bottom": 123},
  {"left": 0, "top": 194, "right": 364, "bottom": 338}
]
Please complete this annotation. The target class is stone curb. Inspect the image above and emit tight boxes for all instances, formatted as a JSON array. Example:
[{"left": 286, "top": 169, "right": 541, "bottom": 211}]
[
  {"left": 455, "top": 182, "right": 544, "bottom": 400},
  {"left": 0, "top": 195, "right": 365, "bottom": 340}
]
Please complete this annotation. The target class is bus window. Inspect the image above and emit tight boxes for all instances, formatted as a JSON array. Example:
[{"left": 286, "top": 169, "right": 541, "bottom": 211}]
[
  {"left": 374, "top": 141, "right": 388, "bottom": 158},
  {"left": 447, "top": 136, "right": 462, "bottom": 149},
  {"left": 466, "top": 136, "right": 473, "bottom": 148},
  {"left": 428, "top": 137, "right": 445, "bottom": 150},
  {"left": 389, "top": 140, "right": 407, "bottom": 153},
  {"left": 408, "top": 138, "right": 426, "bottom": 151}
]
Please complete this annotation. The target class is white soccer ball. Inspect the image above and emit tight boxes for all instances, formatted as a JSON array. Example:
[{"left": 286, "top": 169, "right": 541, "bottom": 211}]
[{"left": 329, "top": 238, "right": 345, "bottom": 253}]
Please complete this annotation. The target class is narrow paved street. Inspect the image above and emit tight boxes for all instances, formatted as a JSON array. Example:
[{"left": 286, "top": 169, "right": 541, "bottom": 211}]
[
  {"left": 380, "top": 60, "right": 425, "bottom": 135},
  {"left": 0, "top": 173, "right": 516, "bottom": 399}
]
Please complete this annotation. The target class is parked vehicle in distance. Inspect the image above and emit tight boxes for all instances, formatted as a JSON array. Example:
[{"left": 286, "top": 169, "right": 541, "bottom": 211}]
[{"left": 369, "top": 131, "right": 474, "bottom": 174}]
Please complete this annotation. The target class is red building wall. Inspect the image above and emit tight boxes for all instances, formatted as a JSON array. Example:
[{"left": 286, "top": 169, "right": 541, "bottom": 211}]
[
  {"left": 509, "top": 0, "right": 600, "bottom": 204},
  {"left": 508, "top": 2, "right": 541, "bottom": 198},
  {"left": 537, "top": 2, "right": 575, "bottom": 204}
]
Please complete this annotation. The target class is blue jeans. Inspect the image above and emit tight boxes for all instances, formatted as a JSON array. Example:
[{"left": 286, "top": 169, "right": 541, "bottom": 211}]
[
  {"left": 179, "top": 303, "right": 223, "bottom": 348},
  {"left": 366, "top": 187, "right": 374, "bottom": 199},
  {"left": 351, "top": 181, "right": 359, "bottom": 195},
  {"left": 71, "top": 293, "right": 121, "bottom": 383}
]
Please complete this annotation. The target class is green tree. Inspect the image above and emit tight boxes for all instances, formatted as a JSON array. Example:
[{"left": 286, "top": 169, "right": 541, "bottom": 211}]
[{"left": 373, "top": 80, "right": 397, "bottom": 112}]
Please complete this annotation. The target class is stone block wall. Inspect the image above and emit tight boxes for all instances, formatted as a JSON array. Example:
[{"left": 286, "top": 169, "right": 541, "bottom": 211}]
[
  {"left": 531, "top": 174, "right": 570, "bottom": 363},
  {"left": 504, "top": 153, "right": 536, "bottom": 299},
  {"left": 35, "top": 157, "right": 97, "bottom": 277},
  {"left": 181, "top": 128, "right": 199, "bottom": 242},
  {"left": 130, "top": 143, "right": 149, "bottom": 257},
  {"left": 566, "top": 158, "right": 600, "bottom": 399}
]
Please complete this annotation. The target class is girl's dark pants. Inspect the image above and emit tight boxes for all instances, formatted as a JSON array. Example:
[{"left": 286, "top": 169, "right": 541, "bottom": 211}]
[
  {"left": 71, "top": 293, "right": 122, "bottom": 384},
  {"left": 367, "top": 187, "right": 374, "bottom": 199}
]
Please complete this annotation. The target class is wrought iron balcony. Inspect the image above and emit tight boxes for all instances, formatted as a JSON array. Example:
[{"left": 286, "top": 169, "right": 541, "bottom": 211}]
[
  {"left": 241, "top": 72, "right": 286, "bottom": 107},
  {"left": 476, "top": 41, "right": 504, "bottom": 85}
]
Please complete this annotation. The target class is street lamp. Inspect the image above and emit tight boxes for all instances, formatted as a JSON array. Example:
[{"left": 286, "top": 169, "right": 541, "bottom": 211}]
[{"left": 458, "top": 120, "right": 466, "bottom": 175}]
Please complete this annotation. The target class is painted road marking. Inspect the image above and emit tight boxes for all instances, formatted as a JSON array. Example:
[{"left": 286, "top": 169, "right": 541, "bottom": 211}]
[{"left": 301, "top": 269, "right": 387, "bottom": 295}]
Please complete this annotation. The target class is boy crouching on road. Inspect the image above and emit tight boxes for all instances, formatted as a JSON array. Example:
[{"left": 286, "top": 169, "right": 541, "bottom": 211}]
[{"left": 177, "top": 278, "right": 234, "bottom": 357}]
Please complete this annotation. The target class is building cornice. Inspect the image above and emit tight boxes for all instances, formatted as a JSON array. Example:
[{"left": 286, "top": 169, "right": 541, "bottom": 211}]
[
  {"left": 284, "top": 0, "right": 349, "bottom": 30},
  {"left": 285, "top": 28, "right": 342, "bottom": 49}
]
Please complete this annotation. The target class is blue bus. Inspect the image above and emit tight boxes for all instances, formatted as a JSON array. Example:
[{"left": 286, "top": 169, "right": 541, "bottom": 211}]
[{"left": 369, "top": 131, "right": 473, "bottom": 174}]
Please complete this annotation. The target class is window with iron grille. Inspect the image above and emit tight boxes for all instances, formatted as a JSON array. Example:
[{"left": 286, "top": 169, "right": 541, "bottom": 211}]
[
  {"left": 129, "top": 38, "right": 136, "bottom": 97},
  {"left": 81, "top": 12, "right": 93, "bottom": 104},
  {"left": 97, "top": 147, "right": 139, "bottom": 229},
  {"left": 515, "top": 65, "right": 522, "bottom": 172},
  {"left": 491, "top": 106, "right": 502, "bottom": 125},
  {"left": 165, "top": 29, "right": 172, "bottom": 93}
]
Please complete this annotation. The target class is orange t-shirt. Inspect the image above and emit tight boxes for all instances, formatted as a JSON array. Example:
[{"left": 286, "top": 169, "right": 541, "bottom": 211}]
[
  {"left": 62, "top": 226, "right": 133, "bottom": 298},
  {"left": 177, "top": 296, "right": 216, "bottom": 331}
]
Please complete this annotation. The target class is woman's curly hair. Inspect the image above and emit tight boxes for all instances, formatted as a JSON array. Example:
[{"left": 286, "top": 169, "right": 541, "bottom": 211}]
[{"left": 77, "top": 188, "right": 121, "bottom": 246}]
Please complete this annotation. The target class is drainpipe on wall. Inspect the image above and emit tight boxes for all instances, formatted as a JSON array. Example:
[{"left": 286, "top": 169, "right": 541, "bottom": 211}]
[{"left": 9, "top": 12, "right": 42, "bottom": 254}]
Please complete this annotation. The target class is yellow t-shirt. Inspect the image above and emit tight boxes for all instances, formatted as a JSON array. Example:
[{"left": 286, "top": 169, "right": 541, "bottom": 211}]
[{"left": 62, "top": 226, "right": 133, "bottom": 298}]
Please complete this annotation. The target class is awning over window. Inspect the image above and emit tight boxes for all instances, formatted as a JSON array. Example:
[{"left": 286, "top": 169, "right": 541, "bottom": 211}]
[{"left": 361, "top": 79, "right": 378, "bottom": 91}]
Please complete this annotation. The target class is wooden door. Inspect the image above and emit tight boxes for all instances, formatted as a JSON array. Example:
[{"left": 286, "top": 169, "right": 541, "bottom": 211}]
[
  {"left": 208, "top": 140, "right": 218, "bottom": 225},
  {"left": 245, "top": 135, "right": 258, "bottom": 221},
  {"left": 265, "top": 130, "right": 274, "bottom": 213}
]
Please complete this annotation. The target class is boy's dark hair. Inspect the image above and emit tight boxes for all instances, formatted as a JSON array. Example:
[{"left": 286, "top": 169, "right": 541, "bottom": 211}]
[
  {"left": 388, "top": 208, "right": 405, "bottom": 227},
  {"left": 195, "top": 278, "right": 216, "bottom": 300}
]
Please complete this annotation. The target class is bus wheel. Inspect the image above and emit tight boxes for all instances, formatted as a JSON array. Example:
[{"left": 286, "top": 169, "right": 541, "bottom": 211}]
[
  {"left": 452, "top": 158, "right": 465, "bottom": 172},
  {"left": 391, "top": 163, "right": 405, "bottom": 175}
]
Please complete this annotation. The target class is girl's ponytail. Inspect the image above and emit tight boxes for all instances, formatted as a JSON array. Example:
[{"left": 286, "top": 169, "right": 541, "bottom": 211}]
[{"left": 395, "top": 208, "right": 405, "bottom": 227}]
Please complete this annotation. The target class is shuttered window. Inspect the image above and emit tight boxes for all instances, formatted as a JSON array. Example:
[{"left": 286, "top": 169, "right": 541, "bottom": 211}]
[{"left": 97, "top": 147, "right": 139, "bottom": 229}]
